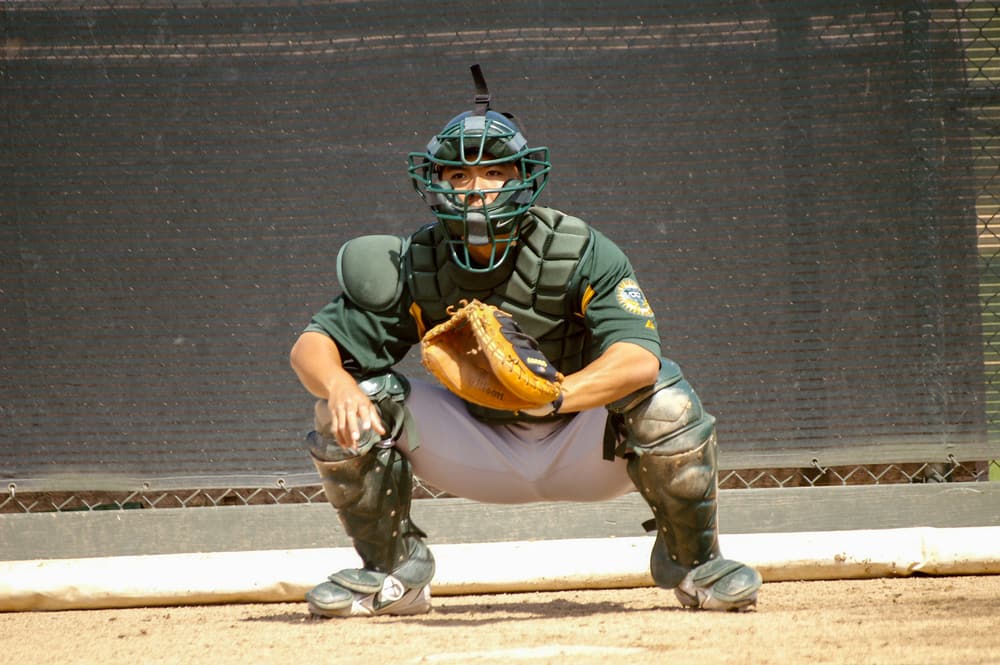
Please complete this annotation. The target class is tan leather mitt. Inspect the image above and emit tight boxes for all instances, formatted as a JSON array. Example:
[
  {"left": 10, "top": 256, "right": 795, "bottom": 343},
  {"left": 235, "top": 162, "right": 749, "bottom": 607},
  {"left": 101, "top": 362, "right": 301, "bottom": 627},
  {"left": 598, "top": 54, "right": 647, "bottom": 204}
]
[{"left": 420, "top": 299, "right": 564, "bottom": 412}]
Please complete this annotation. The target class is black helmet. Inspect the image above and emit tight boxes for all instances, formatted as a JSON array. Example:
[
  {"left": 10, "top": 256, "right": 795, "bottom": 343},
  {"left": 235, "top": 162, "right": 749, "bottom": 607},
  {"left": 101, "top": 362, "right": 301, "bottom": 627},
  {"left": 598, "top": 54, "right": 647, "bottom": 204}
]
[{"left": 407, "top": 66, "right": 551, "bottom": 272}]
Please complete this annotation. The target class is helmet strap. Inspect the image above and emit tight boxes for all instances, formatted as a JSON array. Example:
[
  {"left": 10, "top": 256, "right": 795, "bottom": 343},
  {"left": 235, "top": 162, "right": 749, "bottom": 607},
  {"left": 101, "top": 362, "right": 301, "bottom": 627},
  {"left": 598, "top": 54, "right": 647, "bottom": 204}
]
[
  {"left": 469, "top": 65, "right": 528, "bottom": 134},
  {"left": 470, "top": 64, "right": 491, "bottom": 115}
]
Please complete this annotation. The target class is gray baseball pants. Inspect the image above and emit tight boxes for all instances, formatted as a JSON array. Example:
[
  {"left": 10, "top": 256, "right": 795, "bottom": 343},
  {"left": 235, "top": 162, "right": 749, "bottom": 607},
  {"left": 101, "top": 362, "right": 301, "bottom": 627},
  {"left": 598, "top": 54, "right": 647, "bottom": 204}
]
[{"left": 396, "top": 378, "right": 635, "bottom": 504}]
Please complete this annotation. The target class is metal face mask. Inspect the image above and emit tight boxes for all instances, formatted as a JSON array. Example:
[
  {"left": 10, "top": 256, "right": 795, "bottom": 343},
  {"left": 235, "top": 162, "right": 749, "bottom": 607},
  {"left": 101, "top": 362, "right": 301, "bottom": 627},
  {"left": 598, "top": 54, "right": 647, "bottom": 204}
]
[{"left": 408, "top": 66, "right": 551, "bottom": 272}]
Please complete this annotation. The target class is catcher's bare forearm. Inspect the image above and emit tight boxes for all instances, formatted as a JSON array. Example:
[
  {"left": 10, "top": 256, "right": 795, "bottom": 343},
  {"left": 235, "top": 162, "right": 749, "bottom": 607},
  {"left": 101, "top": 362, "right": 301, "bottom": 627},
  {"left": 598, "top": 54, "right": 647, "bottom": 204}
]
[
  {"left": 290, "top": 331, "right": 349, "bottom": 399},
  {"left": 290, "top": 331, "right": 386, "bottom": 445},
  {"left": 560, "top": 342, "right": 659, "bottom": 413}
]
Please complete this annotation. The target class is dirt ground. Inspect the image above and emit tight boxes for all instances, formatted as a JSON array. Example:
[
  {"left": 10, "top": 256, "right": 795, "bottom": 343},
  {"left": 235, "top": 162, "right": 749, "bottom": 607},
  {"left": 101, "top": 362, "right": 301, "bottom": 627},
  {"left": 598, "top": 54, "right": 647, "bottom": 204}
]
[{"left": 2, "top": 575, "right": 998, "bottom": 665}]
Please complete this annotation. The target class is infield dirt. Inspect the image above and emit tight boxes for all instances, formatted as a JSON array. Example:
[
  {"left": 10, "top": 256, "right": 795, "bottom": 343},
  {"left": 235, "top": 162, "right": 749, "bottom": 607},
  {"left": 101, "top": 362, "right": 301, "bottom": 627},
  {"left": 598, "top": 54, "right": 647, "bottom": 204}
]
[{"left": 2, "top": 574, "right": 998, "bottom": 665}]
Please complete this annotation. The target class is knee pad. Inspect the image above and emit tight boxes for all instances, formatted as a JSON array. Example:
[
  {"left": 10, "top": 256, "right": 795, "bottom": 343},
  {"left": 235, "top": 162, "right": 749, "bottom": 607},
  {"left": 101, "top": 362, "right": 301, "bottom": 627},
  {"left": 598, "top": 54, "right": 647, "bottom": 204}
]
[
  {"left": 608, "top": 358, "right": 716, "bottom": 457},
  {"left": 309, "top": 371, "right": 412, "bottom": 461}
]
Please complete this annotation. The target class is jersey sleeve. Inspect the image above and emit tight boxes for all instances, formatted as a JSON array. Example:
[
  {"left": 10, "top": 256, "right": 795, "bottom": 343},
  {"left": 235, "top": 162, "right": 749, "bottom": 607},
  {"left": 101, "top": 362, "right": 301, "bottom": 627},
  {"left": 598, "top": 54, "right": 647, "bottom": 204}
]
[
  {"left": 579, "top": 230, "right": 662, "bottom": 361},
  {"left": 304, "top": 293, "right": 420, "bottom": 376}
]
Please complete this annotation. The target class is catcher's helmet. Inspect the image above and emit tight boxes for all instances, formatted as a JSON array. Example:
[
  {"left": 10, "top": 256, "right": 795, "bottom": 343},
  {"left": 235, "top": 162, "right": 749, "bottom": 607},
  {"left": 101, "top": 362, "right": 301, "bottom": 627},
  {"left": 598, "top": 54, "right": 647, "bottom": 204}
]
[{"left": 407, "top": 65, "right": 551, "bottom": 272}]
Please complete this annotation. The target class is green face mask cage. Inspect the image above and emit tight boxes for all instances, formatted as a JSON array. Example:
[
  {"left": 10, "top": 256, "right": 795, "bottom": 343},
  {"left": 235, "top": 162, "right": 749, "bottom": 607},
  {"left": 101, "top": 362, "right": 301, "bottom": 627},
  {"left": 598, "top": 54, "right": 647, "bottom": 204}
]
[{"left": 407, "top": 65, "right": 551, "bottom": 272}]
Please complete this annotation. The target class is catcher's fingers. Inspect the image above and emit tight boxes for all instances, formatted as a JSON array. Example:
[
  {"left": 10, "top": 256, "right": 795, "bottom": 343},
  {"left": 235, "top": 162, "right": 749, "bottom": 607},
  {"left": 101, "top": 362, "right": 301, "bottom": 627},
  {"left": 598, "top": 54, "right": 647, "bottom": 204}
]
[{"left": 330, "top": 397, "right": 386, "bottom": 448}]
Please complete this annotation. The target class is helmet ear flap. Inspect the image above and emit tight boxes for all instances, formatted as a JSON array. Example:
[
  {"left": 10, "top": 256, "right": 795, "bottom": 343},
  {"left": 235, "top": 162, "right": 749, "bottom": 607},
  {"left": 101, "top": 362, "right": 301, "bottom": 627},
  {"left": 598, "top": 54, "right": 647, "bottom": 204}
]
[{"left": 500, "top": 111, "right": 527, "bottom": 137}]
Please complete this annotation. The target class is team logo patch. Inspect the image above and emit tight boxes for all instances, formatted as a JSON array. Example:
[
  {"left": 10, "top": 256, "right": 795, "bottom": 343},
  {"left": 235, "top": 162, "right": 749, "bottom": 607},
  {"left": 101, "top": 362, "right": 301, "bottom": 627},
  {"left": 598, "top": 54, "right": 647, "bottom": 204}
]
[{"left": 616, "top": 279, "right": 654, "bottom": 317}]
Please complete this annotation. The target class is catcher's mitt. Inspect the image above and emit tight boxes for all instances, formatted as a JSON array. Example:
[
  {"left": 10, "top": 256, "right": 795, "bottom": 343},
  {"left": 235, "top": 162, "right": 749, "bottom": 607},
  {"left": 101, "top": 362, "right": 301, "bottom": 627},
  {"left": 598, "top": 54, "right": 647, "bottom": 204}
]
[{"left": 420, "top": 299, "right": 564, "bottom": 412}]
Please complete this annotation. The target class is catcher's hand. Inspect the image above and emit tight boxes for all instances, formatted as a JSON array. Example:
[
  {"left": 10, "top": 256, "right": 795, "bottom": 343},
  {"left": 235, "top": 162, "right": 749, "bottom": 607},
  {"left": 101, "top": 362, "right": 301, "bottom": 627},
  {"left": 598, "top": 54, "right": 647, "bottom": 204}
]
[{"left": 420, "top": 299, "right": 564, "bottom": 412}]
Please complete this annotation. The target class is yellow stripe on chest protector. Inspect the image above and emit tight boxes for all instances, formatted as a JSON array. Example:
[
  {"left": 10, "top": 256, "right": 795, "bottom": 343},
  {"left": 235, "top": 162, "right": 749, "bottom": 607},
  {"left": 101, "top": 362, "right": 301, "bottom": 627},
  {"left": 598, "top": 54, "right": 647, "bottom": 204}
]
[
  {"left": 410, "top": 301, "right": 427, "bottom": 339},
  {"left": 579, "top": 285, "right": 596, "bottom": 316}
]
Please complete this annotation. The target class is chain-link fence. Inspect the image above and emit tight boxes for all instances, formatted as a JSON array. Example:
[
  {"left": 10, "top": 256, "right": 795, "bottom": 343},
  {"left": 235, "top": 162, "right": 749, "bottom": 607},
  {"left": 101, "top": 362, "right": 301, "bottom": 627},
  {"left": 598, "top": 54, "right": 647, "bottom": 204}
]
[
  {"left": 2, "top": 1, "right": 999, "bottom": 516},
  {"left": 1, "top": 459, "right": 993, "bottom": 515}
]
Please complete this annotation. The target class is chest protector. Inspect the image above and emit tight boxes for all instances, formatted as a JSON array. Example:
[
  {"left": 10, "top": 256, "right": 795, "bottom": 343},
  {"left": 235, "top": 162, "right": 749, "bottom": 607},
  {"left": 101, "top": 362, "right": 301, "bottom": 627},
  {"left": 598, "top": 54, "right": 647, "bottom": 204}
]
[{"left": 406, "top": 206, "right": 594, "bottom": 375}]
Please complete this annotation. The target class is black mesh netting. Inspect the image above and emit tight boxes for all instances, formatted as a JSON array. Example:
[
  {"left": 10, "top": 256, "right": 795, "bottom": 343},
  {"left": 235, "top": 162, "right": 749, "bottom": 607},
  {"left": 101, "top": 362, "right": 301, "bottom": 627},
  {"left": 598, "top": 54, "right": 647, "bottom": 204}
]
[{"left": 1, "top": 1, "right": 995, "bottom": 487}]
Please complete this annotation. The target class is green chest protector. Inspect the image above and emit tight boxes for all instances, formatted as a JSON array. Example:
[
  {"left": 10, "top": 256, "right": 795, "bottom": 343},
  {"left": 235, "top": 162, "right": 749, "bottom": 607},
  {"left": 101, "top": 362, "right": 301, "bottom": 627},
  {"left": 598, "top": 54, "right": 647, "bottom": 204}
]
[
  {"left": 405, "top": 206, "right": 594, "bottom": 374},
  {"left": 336, "top": 207, "right": 595, "bottom": 378}
]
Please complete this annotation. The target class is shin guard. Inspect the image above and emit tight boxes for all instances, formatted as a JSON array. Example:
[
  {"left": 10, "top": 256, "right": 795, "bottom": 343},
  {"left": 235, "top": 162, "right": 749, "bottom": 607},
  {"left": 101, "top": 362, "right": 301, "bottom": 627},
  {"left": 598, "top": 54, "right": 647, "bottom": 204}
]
[
  {"left": 627, "top": 433, "right": 721, "bottom": 589},
  {"left": 307, "top": 443, "right": 435, "bottom": 616},
  {"left": 311, "top": 443, "right": 434, "bottom": 587},
  {"left": 615, "top": 359, "right": 762, "bottom": 610}
]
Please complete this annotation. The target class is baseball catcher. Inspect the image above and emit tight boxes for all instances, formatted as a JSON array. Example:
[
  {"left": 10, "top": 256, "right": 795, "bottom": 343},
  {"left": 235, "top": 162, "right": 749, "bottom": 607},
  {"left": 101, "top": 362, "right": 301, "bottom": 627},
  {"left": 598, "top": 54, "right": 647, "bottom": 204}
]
[{"left": 290, "top": 65, "right": 762, "bottom": 617}]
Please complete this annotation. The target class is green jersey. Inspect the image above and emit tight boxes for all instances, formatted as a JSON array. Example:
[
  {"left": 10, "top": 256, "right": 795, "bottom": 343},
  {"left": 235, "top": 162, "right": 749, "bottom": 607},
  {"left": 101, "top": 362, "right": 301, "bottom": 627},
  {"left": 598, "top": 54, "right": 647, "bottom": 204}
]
[{"left": 305, "top": 207, "right": 661, "bottom": 376}]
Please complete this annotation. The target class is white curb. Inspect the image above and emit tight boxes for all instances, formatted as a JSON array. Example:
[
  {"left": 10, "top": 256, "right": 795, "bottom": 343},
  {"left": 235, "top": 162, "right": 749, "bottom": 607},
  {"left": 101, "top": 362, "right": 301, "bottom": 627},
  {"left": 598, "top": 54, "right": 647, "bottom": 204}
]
[{"left": 1, "top": 526, "right": 998, "bottom": 611}]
